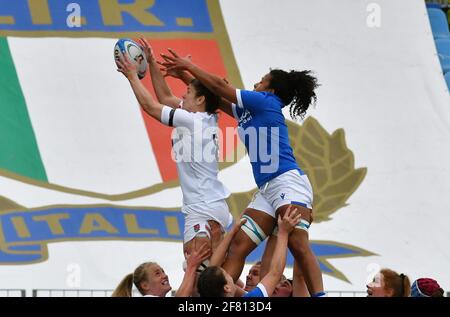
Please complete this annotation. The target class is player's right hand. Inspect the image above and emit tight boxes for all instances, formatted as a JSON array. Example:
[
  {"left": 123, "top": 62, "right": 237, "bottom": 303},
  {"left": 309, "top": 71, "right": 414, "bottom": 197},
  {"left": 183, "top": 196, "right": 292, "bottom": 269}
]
[
  {"left": 277, "top": 205, "right": 302, "bottom": 235},
  {"left": 138, "top": 37, "right": 155, "bottom": 62}
]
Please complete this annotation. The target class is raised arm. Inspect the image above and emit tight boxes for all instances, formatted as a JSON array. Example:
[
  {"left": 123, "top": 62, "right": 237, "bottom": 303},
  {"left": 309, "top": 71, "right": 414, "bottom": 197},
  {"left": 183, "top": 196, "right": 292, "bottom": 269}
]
[
  {"left": 209, "top": 219, "right": 246, "bottom": 267},
  {"left": 259, "top": 206, "right": 301, "bottom": 296},
  {"left": 138, "top": 38, "right": 181, "bottom": 108},
  {"left": 161, "top": 49, "right": 237, "bottom": 104},
  {"left": 219, "top": 97, "right": 234, "bottom": 118},
  {"left": 157, "top": 58, "right": 195, "bottom": 86},
  {"left": 116, "top": 54, "right": 164, "bottom": 120}
]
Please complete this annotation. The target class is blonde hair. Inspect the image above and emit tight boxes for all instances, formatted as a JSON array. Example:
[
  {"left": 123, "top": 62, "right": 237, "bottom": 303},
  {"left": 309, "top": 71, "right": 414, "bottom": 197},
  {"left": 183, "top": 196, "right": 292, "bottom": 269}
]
[
  {"left": 380, "top": 268, "right": 411, "bottom": 297},
  {"left": 111, "top": 262, "right": 157, "bottom": 297}
]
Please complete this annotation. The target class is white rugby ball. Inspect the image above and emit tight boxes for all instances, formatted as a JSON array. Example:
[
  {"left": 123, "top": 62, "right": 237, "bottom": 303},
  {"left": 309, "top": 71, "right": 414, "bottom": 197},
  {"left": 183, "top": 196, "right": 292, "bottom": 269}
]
[{"left": 114, "top": 38, "right": 147, "bottom": 79}]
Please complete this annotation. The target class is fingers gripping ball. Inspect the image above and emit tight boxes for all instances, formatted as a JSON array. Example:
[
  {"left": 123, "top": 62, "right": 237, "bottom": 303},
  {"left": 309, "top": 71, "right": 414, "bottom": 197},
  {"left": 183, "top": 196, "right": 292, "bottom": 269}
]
[{"left": 114, "top": 38, "right": 147, "bottom": 79}]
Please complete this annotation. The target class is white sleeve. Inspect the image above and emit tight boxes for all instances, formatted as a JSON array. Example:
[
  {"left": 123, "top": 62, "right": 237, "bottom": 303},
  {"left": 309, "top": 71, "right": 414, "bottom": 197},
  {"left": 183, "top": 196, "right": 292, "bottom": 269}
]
[
  {"left": 236, "top": 89, "right": 244, "bottom": 109},
  {"left": 231, "top": 103, "right": 240, "bottom": 120},
  {"left": 160, "top": 105, "right": 195, "bottom": 130}
]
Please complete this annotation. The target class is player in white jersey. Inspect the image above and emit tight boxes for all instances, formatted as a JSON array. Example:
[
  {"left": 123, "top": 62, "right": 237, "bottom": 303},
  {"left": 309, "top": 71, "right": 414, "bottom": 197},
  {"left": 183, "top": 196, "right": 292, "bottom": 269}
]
[{"left": 116, "top": 38, "right": 232, "bottom": 261}]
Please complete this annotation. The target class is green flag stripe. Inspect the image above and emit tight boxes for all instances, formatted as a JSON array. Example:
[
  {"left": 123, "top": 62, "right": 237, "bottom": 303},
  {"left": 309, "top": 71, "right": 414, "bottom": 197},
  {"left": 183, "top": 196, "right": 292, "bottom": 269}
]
[{"left": 0, "top": 37, "right": 47, "bottom": 182}]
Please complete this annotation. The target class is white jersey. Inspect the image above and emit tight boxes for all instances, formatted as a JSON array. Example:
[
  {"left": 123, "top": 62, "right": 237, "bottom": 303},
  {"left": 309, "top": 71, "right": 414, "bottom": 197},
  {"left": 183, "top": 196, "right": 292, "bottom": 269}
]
[{"left": 160, "top": 106, "right": 230, "bottom": 205}]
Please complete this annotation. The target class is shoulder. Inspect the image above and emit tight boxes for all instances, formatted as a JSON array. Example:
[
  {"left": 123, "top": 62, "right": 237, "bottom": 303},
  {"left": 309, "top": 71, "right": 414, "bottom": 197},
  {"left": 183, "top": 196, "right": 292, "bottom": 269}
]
[{"left": 238, "top": 90, "right": 283, "bottom": 108}]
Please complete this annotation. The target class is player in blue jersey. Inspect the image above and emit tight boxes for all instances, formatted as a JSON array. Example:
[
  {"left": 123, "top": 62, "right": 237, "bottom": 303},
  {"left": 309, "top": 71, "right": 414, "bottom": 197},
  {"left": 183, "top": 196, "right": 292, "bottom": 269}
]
[{"left": 161, "top": 50, "right": 324, "bottom": 297}]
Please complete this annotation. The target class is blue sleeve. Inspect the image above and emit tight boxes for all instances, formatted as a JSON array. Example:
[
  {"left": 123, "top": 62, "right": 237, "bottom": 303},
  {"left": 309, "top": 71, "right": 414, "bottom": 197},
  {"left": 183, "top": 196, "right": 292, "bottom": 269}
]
[
  {"left": 236, "top": 89, "right": 268, "bottom": 114},
  {"left": 242, "top": 284, "right": 268, "bottom": 297}
]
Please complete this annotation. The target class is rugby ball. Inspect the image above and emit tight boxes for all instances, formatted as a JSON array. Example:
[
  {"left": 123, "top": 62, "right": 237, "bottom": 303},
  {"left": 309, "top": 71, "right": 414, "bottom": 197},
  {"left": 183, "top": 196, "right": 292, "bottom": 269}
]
[{"left": 114, "top": 38, "right": 147, "bottom": 79}]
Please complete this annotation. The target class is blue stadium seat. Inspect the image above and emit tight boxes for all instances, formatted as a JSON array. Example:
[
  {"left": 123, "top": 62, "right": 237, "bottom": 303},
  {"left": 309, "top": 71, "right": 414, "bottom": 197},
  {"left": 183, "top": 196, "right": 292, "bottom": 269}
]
[
  {"left": 427, "top": 8, "right": 450, "bottom": 38},
  {"left": 436, "top": 38, "right": 450, "bottom": 55},
  {"left": 439, "top": 55, "right": 450, "bottom": 73},
  {"left": 426, "top": 3, "right": 443, "bottom": 10},
  {"left": 436, "top": 39, "right": 450, "bottom": 73},
  {"left": 445, "top": 72, "right": 450, "bottom": 92}
]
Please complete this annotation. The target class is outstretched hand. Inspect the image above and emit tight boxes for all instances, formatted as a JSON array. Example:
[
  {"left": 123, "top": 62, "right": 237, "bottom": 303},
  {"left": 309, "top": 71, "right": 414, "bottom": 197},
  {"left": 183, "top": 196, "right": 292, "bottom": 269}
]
[
  {"left": 277, "top": 205, "right": 302, "bottom": 235},
  {"left": 116, "top": 53, "right": 139, "bottom": 80},
  {"left": 185, "top": 243, "right": 211, "bottom": 270},
  {"left": 160, "top": 48, "right": 194, "bottom": 72},
  {"left": 158, "top": 62, "right": 190, "bottom": 79},
  {"left": 137, "top": 37, "right": 154, "bottom": 62}
]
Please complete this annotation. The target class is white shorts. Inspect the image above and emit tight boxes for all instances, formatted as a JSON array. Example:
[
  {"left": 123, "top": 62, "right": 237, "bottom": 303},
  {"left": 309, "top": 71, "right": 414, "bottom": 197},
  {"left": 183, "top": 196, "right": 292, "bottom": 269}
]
[
  {"left": 247, "top": 169, "right": 313, "bottom": 218},
  {"left": 182, "top": 199, "right": 233, "bottom": 244}
]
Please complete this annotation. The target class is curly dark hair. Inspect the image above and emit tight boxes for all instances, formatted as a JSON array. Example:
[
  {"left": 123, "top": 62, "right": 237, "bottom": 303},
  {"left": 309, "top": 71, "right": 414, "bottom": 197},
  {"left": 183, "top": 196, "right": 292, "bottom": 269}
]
[{"left": 268, "top": 69, "right": 319, "bottom": 119}]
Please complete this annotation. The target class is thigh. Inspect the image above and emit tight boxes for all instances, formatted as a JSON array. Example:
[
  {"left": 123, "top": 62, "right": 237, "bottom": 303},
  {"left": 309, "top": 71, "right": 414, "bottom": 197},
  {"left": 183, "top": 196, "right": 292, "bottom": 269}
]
[
  {"left": 207, "top": 219, "right": 224, "bottom": 253},
  {"left": 227, "top": 208, "right": 276, "bottom": 257},
  {"left": 183, "top": 235, "right": 211, "bottom": 258},
  {"left": 276, "top": 204, "right": 312, "bottom": 224},
  {"left": 243, "top": 208, "right": 277, "bottom": 238}
]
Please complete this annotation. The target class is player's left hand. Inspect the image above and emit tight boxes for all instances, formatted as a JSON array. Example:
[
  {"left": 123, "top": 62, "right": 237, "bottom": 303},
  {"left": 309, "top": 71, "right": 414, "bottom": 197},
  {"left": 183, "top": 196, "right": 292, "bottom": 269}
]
[
  {"left": 116, "top": 53, "right": 139, "bottom": 80},
  {"left": 160, "top": 48, "right": 193, "bottom": 71}
]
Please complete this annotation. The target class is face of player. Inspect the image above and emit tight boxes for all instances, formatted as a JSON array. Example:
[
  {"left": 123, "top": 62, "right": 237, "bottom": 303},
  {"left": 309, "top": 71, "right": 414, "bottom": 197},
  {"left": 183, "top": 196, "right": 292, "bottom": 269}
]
[
  {"left": 253, "top": 73, "right": 273, "bottom": 92},
  {"left": 181, "top": 84, "right": 205, "bottom": 113},
  {"left": 221, "top": 268, "right": 237, "bottom": 297},
  {"left": 244, "top": 264, "right": 261, "bottom": 291},
  {"left": 272, "top": 279, "right": 293, "bottom": 297},
  {"left": 367, "top": 272, "right": 391, "bottom": 297},
  {"left": 141, "top": 264, "right": 172, "bottom": 297}
]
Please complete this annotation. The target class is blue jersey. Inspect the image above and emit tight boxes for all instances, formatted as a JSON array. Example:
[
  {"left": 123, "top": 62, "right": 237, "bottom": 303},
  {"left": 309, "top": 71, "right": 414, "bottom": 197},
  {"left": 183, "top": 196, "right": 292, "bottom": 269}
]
[
  {"left": 231, "top": 89, "right": 304, "bottom": 188},
  {"left": 242, "top": 283, "right": 268, "bottom": 298}
]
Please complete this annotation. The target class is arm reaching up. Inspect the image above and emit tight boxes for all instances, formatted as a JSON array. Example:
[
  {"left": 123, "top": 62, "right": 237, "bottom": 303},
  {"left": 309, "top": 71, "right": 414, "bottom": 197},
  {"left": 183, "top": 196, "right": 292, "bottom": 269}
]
[
  {"left": 175, "top": 243, "right": 211, "bottom": 297},
  {"left": 161, "top": 48, "right": 238, "bottom": 104},
  {"left": 116, "top": 54, "right": 164, "bottom": 121},
  {"left": 157, "top": 55, "right": 195, "bottom": 86},
  {"left": 138, "top": 38, "right": 181, "bottom": 108},
  {"left": 245, "top": 206, "right": 301, "bottom": 297},
  {"left": 208, "top": 219, "right": 247, "bottom": 267}
]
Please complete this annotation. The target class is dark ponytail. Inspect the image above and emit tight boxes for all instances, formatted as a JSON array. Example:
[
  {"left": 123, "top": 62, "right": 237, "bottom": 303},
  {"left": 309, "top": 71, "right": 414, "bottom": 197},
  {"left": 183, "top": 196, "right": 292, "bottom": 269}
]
[
  {"left": 269, "top": 69, "right": 319, "bottom": 120},
  {"left": 198, "top": 266, "right": 227, "bottom": 297},
  {"left": 190, "top": 79, "right": 221, "bottom": 115}
]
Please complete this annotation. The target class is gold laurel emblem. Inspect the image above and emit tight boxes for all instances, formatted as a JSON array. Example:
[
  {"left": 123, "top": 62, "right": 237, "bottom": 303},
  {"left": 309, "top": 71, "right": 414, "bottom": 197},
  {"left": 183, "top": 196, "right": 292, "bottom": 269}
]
[{"left": 287, "top": 117, "right": 367, "bottom": 223}]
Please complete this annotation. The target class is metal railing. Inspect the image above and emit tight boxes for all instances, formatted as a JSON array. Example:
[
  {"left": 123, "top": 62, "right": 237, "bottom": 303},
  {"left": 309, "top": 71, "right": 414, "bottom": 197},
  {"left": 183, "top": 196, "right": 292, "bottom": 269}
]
[
  {"left": 0, "top": 289, "right": 26, "bottom": 297},
  {"left": 326, "top": 291, "right": 367, "bottom": 297},
  {"left": 32, "top": 289, "right": 115, "bottom": 297},
  {"left": 31, "top": 288, "right": 176, "bottom": 297},
  {"left": 19, "top": 289, "right": 449, "bottom": 297}
]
